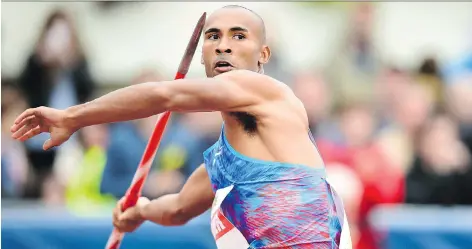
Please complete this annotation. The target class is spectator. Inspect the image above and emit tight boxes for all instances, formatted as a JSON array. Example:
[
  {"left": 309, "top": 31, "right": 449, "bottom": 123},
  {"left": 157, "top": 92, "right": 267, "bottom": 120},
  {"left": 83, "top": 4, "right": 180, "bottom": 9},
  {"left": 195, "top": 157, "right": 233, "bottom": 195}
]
[
  {"left": 406, "top": 113, "right": 472, "bottom": 205},
  {"left": 18, "top": 9, "right": 96, "bottom": 199},
  {"left": 377, "top": 82, "right": 435, "bottom": 174}
]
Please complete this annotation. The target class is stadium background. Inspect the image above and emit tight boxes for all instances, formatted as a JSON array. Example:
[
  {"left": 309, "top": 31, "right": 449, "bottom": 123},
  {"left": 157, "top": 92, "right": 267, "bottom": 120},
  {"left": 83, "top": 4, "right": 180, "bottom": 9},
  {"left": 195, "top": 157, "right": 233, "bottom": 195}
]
[{"left": 2, "top": 2, "right": 472, "bottom": 249}]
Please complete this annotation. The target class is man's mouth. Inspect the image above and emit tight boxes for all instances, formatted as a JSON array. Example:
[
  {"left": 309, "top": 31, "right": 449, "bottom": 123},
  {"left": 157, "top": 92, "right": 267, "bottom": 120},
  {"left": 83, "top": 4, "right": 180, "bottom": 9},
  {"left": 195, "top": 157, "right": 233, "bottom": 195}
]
[{"left": 214, "top": 61, "right": 234, "bottom": 73}]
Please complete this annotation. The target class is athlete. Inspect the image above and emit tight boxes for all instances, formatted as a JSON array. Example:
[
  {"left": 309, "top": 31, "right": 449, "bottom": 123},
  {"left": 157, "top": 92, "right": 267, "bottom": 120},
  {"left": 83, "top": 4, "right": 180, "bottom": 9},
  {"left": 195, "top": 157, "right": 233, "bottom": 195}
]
[{"left": 11, "top": 5, "right": 351, "bottom": 249}]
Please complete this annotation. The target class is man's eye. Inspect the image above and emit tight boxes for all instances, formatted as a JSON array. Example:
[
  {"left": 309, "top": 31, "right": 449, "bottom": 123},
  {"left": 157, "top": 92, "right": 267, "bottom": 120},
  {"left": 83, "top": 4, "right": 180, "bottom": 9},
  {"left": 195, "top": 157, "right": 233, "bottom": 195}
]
[
  {"left": 234, "top": 34, "right": 245, "bottom": 40},
  {"left": 208, "top": 34, "right": 219, "bottom": 40}
]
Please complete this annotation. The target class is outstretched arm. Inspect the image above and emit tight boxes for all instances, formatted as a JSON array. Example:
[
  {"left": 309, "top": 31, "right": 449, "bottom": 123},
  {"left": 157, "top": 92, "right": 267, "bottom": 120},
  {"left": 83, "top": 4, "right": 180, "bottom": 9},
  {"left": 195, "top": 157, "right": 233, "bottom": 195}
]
[
  {"left": 10, "top": 70, "right": 286, "bottom": 149},
  {"left": 64, "top": 70, "right": 285, "bottom": 130},
  {"left": 139, "top": 164, "right": 214, "bottom": 226}
]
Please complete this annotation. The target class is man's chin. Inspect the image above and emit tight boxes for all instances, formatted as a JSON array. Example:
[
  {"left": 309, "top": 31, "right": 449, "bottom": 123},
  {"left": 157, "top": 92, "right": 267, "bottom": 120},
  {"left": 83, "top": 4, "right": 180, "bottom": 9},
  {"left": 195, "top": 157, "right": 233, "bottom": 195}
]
[{"left": 214, "top": 67, "right": 234, "bottom": 76}]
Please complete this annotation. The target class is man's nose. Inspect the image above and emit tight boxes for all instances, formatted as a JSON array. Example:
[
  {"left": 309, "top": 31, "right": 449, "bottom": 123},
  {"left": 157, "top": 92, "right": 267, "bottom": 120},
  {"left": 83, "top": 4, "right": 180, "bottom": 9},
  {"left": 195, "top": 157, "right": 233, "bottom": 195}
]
[
  {"left": 215, "top": 39, "right": 232, "bottom": 54},
  {"left": 216, "top": 48, "right": 232, "bottom": 54}
]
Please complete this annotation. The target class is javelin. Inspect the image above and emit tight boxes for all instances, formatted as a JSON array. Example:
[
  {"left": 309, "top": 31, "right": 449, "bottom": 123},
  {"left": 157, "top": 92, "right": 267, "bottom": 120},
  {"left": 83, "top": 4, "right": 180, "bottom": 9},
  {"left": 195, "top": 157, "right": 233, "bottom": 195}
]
[{"left": 105, "top": 12, "right": 207, "bottom": 249}]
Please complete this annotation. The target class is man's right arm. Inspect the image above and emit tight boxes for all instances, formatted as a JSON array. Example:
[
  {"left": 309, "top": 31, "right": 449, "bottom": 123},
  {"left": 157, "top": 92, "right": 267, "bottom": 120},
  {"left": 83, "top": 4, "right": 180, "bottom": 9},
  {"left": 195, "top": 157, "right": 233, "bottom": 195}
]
[{"left": 139, "top": 164, "right": 214, "bottom": 226}]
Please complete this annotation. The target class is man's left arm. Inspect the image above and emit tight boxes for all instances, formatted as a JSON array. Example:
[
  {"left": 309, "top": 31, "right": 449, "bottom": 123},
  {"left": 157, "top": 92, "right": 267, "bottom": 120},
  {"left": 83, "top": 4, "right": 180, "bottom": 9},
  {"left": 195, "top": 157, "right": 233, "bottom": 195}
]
[{"left": 64, "top": 70, "right": 284, "bottom": 129}]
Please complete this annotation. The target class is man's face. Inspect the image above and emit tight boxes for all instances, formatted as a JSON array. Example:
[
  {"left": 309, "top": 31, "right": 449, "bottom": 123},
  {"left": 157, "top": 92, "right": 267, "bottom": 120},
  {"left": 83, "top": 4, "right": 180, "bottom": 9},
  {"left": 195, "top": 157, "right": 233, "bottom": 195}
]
[{"left": 202, "top": 8, "right": 269, "bottom": 77}]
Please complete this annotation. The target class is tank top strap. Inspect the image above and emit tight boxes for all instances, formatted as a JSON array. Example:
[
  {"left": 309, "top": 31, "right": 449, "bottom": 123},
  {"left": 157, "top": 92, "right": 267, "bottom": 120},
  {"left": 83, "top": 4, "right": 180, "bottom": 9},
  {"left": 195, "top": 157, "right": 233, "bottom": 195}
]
[{"left": 220, "top": 123, "right": 226, "bottom": 137}]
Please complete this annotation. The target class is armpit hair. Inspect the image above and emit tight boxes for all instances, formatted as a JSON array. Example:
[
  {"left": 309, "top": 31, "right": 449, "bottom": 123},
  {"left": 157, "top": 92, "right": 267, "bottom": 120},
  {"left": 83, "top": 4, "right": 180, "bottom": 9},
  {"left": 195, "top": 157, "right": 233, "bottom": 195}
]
[{"left": 229, "top": 111, "right": 258, "bottom": 135}]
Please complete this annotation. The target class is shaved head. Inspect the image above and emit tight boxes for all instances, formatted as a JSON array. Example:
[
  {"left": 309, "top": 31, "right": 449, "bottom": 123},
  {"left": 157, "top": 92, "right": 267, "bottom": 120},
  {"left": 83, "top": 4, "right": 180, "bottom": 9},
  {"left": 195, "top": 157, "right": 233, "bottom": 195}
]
[
  {"left": 221, "top": 5, "right": 266, "bottom": 43},
  {"left": 201, "top": 5, "right": 271, "bottom": 77}
]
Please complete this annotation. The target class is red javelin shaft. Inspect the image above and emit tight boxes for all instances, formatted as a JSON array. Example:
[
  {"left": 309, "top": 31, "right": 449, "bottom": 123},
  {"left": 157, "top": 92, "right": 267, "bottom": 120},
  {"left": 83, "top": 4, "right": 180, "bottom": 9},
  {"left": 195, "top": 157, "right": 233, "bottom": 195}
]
[{"left": 105, "top": 12, "right": 206, "bottom": 249}]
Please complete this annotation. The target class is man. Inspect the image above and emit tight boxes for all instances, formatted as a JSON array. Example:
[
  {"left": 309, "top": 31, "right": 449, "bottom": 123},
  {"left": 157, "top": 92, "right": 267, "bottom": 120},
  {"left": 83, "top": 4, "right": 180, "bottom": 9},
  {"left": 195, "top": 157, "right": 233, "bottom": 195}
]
[{"left": 11, "top": 5, "right": 351, "bottom": 249}]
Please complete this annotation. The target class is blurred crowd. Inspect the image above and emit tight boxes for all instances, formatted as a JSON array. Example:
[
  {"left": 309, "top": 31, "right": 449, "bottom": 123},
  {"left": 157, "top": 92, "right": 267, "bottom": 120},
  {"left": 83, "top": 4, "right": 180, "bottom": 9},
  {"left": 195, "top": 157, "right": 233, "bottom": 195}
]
[{"left": 2, "top": 4, "right": 472, "bottom": 249}]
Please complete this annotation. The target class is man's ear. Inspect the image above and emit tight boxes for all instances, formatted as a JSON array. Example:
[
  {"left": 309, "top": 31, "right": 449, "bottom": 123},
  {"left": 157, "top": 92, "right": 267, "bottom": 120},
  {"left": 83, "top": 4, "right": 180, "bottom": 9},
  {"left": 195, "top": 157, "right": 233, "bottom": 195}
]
[{"left": 258, "top": 45, "right": 271, "bottom": 66}]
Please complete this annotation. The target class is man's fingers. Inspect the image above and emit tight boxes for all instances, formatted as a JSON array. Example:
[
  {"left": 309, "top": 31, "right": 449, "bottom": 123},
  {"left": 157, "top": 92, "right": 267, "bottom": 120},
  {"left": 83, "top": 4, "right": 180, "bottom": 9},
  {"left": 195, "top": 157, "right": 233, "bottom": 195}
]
[
  {"left": 18, "top": 126, "right": 42, "bottom": 141},
  {"left": 113, "top": 203, "right": 121, "bottom": 219},
  {"left": 113, "top": 200, "right": 124, "bottom": 222},
  {"left": 11, "top": 126, "right": 28, "bottom": 139},
  {"left": 11, "top": 116, "right": 35, "bottom": 133},
  {"left": 12, "top": 122, "right": 35, "bottom": 139},
  {"left": 13, "top": 108, "right": 37, "bottom": 125},
  {"left": 113, "top": 220, "right": 122, "bottom": 232},
  {"left": 112, "top": 204, "right": 124, "bottom": 231},
  {"left": 113, "top": 209, "right": 119, "bottom": 224},
  {"left": 120, "top": 208, "right": 137, "bottom": 221},
  {"left": 112, "top": 198, "right": 141, "bottom": 233}
]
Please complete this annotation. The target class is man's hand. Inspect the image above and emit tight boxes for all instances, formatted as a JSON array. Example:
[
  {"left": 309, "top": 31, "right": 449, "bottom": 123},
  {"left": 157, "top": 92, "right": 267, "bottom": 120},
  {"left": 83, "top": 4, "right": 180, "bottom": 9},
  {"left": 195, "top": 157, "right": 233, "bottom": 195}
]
[
  {"left": 10, "top": 106, "right": 76, "bottom": 150},
  {"left": 112, "top": 197, "right": 150, "bottom": 233}
]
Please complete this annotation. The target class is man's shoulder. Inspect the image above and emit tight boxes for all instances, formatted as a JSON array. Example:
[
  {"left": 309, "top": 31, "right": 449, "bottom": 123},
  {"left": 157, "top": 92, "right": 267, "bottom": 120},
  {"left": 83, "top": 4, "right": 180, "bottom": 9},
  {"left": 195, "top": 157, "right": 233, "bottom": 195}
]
[
  {"left": 216, "top": 69, "right": 279, "bottom": 83},
  {"left": 216, "top": 70, "right": 291, "bottom": 99}
]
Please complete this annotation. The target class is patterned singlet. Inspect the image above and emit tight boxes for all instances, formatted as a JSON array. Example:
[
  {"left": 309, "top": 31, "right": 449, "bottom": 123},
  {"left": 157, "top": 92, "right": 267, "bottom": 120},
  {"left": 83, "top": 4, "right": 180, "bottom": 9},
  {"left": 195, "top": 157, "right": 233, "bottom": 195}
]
[{"left": 203, "top": 125, "right": 352, "bottom": 249}]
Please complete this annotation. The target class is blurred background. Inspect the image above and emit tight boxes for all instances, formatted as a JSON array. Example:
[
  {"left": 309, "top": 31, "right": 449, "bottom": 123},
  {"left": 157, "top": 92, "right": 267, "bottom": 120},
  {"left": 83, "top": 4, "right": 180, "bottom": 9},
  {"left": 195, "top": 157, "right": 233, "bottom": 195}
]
[{"left": 2, "top": 2, "right": 472, "bottom": 249}]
